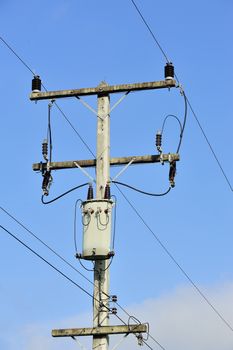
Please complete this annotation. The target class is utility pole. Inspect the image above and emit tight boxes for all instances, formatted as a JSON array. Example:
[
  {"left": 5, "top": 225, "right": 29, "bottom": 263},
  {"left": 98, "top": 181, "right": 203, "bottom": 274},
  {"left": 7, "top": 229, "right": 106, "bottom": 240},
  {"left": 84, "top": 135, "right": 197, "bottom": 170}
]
[
  {"left": 30, "top": 75, "right": 178, "bottom": 350},
  {"left": 93, "top": 85, "right": 111, "bottom": 350}
]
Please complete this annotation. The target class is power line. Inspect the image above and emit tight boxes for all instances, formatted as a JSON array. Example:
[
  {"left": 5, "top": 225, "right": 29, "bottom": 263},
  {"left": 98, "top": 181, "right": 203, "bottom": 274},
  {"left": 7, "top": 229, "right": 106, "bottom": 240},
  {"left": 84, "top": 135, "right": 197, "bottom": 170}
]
[
  {"left": 114, "top": 182, "right": 233, "bottom": 334},
  {"left": 130, "top": 1, "right": 232, "bottom": 192},
  {"left": 1, "top": 223, "right": 165, "bottom": 350},
  {"left": 112, "top": 181, "right": 171, "bottom": 197},
  {"left": 0, "top": 206, "right": 93, "bottom": 285},
  {"left": 130, "top": 0, "right": 170, "bottom": 63},
  {"left": 41, "top": 182, "right": 89, "bottom": 204},
  {"left": 0, "top": 35, "right": 95, "bottom": 158},
  {"left": 0, "top": 205, "right": 164, "bottom": 349},
  {"left": 0, "top": 225, "right": 95, "bottom": 300},
  {"left": 186, "top": 96, "right": 233, "bottom": 192},
  {"left": 0, "top": 35, "right": 35, "bottom": 75}
]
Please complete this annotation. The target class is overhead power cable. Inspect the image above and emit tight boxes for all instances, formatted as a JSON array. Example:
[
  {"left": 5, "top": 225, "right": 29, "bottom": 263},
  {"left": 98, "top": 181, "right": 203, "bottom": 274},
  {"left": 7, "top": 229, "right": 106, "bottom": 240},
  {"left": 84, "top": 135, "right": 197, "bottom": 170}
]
[
  {"left": 114, "top": 182, "right": 233, "bottom": 334},
  {"left": 0, "top": 206, "right": 164, "bottom": 349},
  {"left": 112, "top": 181, "right": 171, "bottom": 197},
  {"left": 0, "top": 225, "right": 95, "bottom": 300},
  {"left": 0, "top": 205, "right": 93, "bottom": 285},
  {"left": 186, "top": 96, "right": 233, "bottom": 192},
  {"left": 41, "top": 182, "right": 89, "bottom": 204},
  {"left": 130, "top": 0, "right": 169, "bottom": 63},
  {"left": 0, "top": 224, "right": 164, "bottom": 350},
  {"left": 130, "top": 1, "right": 232, "bottom": 192},
  {"left": 0, "top": 35, "right": 95, "bottom": 158}
]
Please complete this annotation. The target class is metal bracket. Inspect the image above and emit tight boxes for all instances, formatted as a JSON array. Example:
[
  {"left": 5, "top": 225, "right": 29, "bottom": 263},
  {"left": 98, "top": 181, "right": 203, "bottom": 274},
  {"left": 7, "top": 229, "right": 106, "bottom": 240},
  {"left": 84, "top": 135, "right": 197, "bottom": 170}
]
[
  {"left": 74, "top": 161, "right": 96, "bottom": 183},
  {"left": 112, "top": 157, "right": 136, "bottom": 181}
]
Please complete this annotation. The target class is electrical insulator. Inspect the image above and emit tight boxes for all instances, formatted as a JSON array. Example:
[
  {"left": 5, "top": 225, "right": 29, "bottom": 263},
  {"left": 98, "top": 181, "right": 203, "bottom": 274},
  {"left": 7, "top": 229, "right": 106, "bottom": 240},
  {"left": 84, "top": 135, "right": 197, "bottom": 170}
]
[
  {"left": 42, "top": 139, "right": 48, "bottom": 161},
  {"left": 104, "top": 183, "right": 111, "bottom": 199},
  {"left": 155, "top": 131, "right": 162, "bottom": 153},
  {"left": 111, "top": 295, "right": 117, "bottom": 303},
  {"left": 164, "top": 62, "right": 174, "bottom": 80},
  {"left": 87, "top": 184, "right": 94, "bottom": 200},
  {"left": 111, "top": 307, "right": 117, "bottom": 315},
  {"left": 32, "top": 75, "right": 41, "bottom": 92}
]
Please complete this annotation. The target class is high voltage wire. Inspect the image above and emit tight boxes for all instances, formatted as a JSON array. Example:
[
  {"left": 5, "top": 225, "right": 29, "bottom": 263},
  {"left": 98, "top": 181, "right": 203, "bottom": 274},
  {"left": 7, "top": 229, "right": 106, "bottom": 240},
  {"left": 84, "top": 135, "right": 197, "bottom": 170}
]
[
  {"left": 130, "top": 0, "right": 232, "bottom": 192},
  {"left": 0, "top": 223, "right": 164, "bottom": 350},
  {"left": 1, "top": 18, "right": 232, "bottom": 343},
  {"left": 0, "top": 206, "right": 164, "bottom": 350},
  {"left": 0, "top": 225, "right": 95, "bottom": 300},
  {"left": 0, "top": 35, "right": 95, "bottom": 158},
  {"left": 114, "top": 183, "right": 233, "bottom": 334},
  {"left": 0, "top": 34, "right": 165, "bottom": 349}
]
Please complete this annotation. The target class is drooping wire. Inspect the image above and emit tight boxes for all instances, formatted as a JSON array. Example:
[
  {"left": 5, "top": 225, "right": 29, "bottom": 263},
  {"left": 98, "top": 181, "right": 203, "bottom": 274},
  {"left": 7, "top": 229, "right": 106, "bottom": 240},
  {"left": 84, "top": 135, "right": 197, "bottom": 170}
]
[
  {"left": 160, "top": 89, "right": 187, "bottom": 154},
  {"left": 161, "top": 114, "right": 182, "bottom": 135},
  {"left": 113, "top": 182, "right": 233, "bottom": 334},
  {"left": 0, "top": 35, "right": 95, "bottom": 158},
  {"left": 41, "top": 183, "right": 89, "bottom": 204},
  {"left": 176, "top": 90, "right": 188, "bottom": 153},
  {"left": 112, "top": 181, "right": 171, "bottom": 197}
]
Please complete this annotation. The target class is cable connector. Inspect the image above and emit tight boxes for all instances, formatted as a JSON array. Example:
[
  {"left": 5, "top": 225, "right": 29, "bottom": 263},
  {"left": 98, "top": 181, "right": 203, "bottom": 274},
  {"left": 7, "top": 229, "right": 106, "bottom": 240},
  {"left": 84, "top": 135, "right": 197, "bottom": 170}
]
[{"left": 177, "top": 83, "right": 184, "bottom": 96}]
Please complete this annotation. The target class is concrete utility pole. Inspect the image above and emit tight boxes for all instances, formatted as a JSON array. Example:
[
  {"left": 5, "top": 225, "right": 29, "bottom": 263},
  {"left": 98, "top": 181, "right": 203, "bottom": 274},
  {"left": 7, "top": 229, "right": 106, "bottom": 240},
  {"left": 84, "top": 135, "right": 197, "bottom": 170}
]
[
  {"left": 93, "top": 85, "right": 111, "bottom": 350},
  {"left": 30, "top": 77, "right": 178, "bottom": 350}
]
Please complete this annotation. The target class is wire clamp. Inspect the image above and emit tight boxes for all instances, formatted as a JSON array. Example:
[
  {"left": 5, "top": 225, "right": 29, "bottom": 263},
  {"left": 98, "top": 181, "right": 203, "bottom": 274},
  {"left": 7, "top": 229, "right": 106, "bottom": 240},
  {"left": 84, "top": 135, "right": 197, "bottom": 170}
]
[{"left": 159, "top": 153, "right": 164, "bottom": 165}]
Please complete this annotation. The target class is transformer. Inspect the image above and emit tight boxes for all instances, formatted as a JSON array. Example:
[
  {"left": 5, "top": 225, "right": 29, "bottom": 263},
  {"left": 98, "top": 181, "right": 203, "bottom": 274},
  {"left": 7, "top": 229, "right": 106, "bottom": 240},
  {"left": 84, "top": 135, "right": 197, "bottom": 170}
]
[{"left": 81, "top": 199, "right": 114, "bottom": 260}]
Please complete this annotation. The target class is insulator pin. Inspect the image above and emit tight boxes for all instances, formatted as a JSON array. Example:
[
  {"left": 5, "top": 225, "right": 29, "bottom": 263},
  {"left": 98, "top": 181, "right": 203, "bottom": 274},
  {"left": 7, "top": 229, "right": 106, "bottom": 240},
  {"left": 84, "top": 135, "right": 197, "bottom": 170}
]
[
  {"left": 32, "top": 75, "right": 41, "bottom": 92},
  {"left": 165, "top": 62, "right": 174, "bottom": 80}
]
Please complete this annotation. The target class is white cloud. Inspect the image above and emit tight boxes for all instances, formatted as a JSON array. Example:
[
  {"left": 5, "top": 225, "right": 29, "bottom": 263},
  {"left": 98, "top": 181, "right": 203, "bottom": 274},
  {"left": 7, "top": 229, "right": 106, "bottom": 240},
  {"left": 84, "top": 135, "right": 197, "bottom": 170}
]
[
  {"left": 5, "top": 282, "right": 233, "bottom": 350},
  {"left": 126, "top": 282, "right": 233, "bottom": 350}
]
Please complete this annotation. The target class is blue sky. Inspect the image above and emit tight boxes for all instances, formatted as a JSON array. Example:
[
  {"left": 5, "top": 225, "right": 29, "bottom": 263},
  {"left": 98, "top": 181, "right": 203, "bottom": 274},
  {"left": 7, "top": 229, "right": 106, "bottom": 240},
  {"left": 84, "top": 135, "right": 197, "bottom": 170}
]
[{"left": 0, "top": 1, "right": 233, "bottom": 349}]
